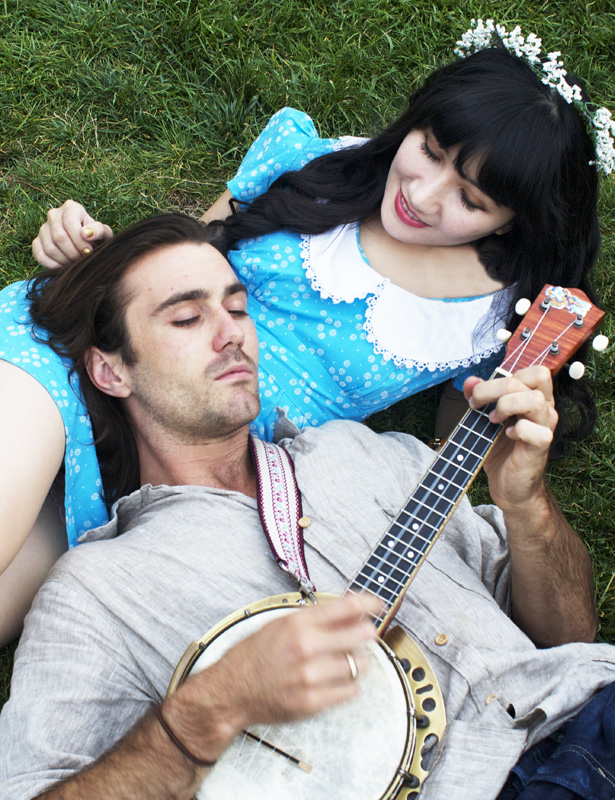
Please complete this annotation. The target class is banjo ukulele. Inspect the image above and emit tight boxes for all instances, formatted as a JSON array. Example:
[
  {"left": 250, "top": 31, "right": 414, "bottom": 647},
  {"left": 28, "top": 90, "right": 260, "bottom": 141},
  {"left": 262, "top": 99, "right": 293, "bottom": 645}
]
[{"left": 168, "top": 285, "right": 606, "bottom": 800}]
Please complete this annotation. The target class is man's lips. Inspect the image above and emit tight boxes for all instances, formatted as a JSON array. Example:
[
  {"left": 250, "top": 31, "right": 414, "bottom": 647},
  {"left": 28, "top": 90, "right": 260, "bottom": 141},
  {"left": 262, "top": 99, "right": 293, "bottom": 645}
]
[
  {"left": 214, "top": 363, "right": 255, "bottom": 381},
  {"left": 395, "top": 190, "right": 430, "bottom": 228}
]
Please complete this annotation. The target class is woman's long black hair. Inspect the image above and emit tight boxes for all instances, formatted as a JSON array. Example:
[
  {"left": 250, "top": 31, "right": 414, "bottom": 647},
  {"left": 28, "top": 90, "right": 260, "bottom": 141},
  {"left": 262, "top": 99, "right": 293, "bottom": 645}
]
[{"left": 220, "top": 48, "right": 602, "bottom": 452}]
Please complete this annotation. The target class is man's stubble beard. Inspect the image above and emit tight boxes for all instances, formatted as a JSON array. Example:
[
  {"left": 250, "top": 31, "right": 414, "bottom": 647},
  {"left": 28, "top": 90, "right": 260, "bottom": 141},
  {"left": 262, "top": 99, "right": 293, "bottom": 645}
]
[{"left": 129, "top": 347, "right": 260, "bottom": 444}]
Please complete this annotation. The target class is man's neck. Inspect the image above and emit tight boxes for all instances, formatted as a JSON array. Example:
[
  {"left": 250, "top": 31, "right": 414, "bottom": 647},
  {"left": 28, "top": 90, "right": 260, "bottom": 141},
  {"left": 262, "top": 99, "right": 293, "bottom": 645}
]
[{"left": 135, "top": 425, "right": 257, "bottom": 498}]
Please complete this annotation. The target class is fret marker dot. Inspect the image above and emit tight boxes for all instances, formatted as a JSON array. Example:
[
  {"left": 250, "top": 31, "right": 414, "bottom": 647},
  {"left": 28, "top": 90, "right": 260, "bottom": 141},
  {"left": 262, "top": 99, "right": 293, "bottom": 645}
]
[
  {"left": 377, "top": 576, "right": 385, "bottom": 584},
  {"left": 438, "top": 484, "right": 444, "bottom": 491},
  {"left": 456, "top": 454, "right": 464, "bottom": 462},
  {"left": 412, "top": 523, "right": 419, "bottom": 531},
  {"left": 408, "top": 550, "right": 415, "bottom": 559},
  {"left": 388, "top": 539, "right": 395, "bottom": 548}
]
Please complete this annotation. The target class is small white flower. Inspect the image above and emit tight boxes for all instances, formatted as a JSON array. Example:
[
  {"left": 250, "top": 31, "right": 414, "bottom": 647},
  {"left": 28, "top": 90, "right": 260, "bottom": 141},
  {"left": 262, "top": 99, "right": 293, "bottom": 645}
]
[{"left": 454, "top": 19, "right": 615, "bottom": 175}]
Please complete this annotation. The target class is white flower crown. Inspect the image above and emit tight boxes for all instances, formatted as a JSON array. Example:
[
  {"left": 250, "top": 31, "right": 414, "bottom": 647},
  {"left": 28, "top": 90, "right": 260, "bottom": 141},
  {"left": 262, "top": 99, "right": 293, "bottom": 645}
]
[{"left": 454, "top": 19, "right": 615, "bottom": 176}]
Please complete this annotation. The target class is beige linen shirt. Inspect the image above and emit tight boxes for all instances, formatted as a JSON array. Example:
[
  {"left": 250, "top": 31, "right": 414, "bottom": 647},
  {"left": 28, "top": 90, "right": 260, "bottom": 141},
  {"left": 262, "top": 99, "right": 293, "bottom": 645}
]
[{"left": 1, "top": 420, "right": 614, "bottom": 799}]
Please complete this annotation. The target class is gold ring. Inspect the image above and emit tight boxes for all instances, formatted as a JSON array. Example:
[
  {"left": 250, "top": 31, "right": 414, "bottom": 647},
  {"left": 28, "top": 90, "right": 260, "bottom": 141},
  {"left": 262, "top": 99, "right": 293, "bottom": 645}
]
[{"left": 346, "top": 652, "right": 358, "bottom": 681}]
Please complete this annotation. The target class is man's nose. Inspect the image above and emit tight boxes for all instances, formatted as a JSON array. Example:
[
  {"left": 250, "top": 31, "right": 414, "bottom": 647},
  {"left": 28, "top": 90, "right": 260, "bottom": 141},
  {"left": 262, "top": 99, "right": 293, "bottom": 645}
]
[{"left": 212, "top": 308, "right": 245, "bottom": 352}]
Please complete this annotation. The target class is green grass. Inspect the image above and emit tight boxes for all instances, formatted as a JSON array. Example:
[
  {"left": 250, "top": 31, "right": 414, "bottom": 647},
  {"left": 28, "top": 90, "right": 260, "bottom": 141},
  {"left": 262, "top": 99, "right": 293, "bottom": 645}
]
[{"left": 1, "top": 0, "right": 614, "bottom": 707}]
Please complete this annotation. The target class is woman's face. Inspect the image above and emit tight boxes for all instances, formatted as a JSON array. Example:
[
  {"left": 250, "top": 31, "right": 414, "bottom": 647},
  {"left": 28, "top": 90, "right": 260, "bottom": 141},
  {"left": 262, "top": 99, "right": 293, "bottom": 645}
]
[{"left": 380, "top": 129, "right": 515, "bottom": 247}]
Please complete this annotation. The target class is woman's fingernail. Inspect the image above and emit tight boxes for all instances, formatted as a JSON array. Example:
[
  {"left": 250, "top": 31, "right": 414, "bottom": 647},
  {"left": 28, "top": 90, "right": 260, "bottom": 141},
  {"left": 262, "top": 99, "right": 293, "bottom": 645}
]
[
  {"left": 82, "top": 247, "right": 91, "bottom": 255},
  {"left": 83, "top": 227, "right": 94, "bottom": 238}
]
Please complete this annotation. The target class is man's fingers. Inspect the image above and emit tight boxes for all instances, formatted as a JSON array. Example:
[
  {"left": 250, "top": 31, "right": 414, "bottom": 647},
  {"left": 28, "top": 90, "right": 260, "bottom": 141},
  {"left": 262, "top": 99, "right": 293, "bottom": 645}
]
[
  {"left": 468, "top": 366, "right": 554, "bottom": 407},
  {"left": 488, "top": 388, "right": 553, "bottom": 427},
  {"left": 297, "top": 648, "right": 371, "bottom": 692},
  {"left": 305, "top": 591, "right": 382, "bottom": 627},
  {"left": 505, "top": 417, "right": 554, "bottom": 449}
]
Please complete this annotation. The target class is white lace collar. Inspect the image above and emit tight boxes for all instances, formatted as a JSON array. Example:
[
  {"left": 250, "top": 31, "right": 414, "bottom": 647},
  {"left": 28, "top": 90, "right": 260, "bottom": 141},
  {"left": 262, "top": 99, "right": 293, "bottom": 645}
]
[{"left": 299, "top": 223, "right": 513, "bottom": 372}]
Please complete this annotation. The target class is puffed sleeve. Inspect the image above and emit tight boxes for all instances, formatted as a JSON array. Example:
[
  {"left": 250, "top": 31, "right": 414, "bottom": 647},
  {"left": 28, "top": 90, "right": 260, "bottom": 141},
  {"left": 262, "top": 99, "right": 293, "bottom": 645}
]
[{"left": 227, "top": 107, "right": 339, "bottom": 203}]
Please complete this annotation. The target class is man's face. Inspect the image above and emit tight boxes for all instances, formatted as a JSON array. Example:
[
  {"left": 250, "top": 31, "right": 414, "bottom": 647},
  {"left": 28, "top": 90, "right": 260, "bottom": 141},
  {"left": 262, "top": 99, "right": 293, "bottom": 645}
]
[{"left": 118, "top": 242, "right": 260, "bottom": 442}]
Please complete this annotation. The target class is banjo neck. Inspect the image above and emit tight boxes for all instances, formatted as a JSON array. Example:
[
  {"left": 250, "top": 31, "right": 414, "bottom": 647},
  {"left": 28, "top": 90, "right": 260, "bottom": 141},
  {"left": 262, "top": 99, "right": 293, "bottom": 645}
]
[
  {"left": 345, "top": 284, "right": 604, "bottom": 633},
  {"left": 346, "top": 398, "right": 501, "bottom": 632}
]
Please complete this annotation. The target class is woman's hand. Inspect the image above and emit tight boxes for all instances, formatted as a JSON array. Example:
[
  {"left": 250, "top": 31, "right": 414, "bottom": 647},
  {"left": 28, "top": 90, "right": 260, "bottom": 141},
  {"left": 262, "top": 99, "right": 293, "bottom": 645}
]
[{"left": 32, "top": 200, "right": 113, "bottom": 269}]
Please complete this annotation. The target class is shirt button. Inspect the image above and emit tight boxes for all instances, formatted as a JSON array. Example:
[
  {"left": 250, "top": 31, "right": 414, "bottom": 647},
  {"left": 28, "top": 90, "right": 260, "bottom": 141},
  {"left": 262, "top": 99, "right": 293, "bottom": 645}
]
[
  {"left": 486, "top": 693, "right": 497, "bottom": 705},
  {"left": 434, "top": 633, "right": 448, "bottom": 646},
  {"left": 298, "top": 517, "right": 311, "bottom": 528}
]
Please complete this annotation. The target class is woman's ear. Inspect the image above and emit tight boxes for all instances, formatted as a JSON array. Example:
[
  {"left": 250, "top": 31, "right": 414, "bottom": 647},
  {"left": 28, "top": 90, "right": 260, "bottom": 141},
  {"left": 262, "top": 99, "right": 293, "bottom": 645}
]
[
  {"left": 85, "top": 348, "right": 132, "bottom": 398},
  {"left": 495, "top": 221, "right": 514, "bottom": 235}
]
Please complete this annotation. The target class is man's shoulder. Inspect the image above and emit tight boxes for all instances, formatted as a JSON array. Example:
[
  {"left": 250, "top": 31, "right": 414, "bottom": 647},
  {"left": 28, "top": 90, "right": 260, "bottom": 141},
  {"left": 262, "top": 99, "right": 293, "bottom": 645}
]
[{"left": 281, "top": 419, "right": 434, "bottom": 479}]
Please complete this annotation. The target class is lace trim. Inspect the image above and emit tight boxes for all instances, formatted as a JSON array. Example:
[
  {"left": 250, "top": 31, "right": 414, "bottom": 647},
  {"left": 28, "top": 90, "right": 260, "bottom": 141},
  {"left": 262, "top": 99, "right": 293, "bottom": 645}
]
[
  {"left": 299, "top": 224, "right": 377, "bottom": 303},
  {"left": 363, "top": 283, "right": 505, "bottom": 371},
  {"left": 299, "top": 226, "right": 511, "bottom": 372}
]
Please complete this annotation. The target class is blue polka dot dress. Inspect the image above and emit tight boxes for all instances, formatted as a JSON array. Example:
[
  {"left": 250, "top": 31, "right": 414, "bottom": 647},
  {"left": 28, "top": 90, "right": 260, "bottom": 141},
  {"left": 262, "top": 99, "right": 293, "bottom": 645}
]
[
  {"left": 0, "top": 108, "right": 510, "bottom": 546},
  {"left": 228, "top": 108, "right": 511, "bottom": 440},
  {"left": 0, "top": 282, "right": 108, "bottom": 546}
]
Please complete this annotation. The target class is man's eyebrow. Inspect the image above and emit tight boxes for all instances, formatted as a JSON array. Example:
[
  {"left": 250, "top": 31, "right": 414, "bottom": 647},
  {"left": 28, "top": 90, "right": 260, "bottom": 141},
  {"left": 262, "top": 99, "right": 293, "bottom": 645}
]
[
  {"left": 225, "top": 281, "right": 248, "bottom": 299},
  {"left": 151, "top": 283, "right": 247, "bottom": 316}
]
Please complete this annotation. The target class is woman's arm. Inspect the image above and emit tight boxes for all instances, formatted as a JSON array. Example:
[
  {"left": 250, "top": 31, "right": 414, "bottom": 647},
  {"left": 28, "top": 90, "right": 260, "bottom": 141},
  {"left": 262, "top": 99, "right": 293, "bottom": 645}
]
[
  {"left": 198, "top": 189, "right": 234, "bottom": 223},
  {"left": 0, "top": 362, "right": 65, "bottom": 572}
]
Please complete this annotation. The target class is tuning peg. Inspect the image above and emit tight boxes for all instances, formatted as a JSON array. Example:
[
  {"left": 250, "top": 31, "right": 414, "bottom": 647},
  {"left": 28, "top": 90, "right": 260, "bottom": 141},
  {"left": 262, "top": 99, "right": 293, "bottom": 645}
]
[
  {"left": 568, "top": 361, "right": 585, "bottom": 380},
  {"left": 496, "top": 328, "right": 512, "bottom": 343},
  {"left": 515, "top": 298, "right": 531, "bottom": 316},
  {"left": 592, "top": 334, "right": 609, "bottom": 352}
]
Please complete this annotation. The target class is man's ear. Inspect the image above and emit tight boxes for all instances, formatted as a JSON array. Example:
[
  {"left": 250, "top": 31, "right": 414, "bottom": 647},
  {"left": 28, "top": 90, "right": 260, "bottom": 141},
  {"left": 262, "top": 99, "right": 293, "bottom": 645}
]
[{"left": 85, "top": 347, "right": 132, "bottom": 398}]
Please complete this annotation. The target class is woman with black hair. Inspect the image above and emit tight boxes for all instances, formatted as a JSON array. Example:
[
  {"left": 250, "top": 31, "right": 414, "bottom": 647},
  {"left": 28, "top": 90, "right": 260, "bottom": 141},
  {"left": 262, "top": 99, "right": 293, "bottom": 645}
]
[{"left": 0, "top": 22, "right": 610, "bottom": 642}]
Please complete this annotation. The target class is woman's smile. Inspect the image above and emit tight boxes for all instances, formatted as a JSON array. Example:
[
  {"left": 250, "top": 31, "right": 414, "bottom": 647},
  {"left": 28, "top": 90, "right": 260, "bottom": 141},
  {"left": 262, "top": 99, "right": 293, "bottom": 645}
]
[{"left": 395, "top": 189, "right": 430, "bottom": 228}]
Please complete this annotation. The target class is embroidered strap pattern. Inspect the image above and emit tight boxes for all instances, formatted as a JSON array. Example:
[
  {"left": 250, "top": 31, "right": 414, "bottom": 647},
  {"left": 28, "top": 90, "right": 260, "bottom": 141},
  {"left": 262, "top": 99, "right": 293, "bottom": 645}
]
[{"left": 250, "top": 437, "right": 316, "bottom": 596}]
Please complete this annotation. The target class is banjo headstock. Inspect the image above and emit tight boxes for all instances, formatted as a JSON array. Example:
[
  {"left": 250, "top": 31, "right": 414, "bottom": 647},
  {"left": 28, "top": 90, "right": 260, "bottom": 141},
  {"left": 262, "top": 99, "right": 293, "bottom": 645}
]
[{"left": 498, "top": 285, "right": 605, "bottom": 378}]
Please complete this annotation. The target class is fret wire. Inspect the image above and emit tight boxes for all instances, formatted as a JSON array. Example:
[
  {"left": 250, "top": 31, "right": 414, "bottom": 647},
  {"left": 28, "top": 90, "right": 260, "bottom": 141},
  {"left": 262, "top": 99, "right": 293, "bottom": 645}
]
[
  {"left": 354, "top": 582, "right": 402, "bottom": 608},
  {"left": 450, "top": 415, "right": 498, "bottom": 447},
  {"left": 356, "top": 580, "right": 398, "bottom": 606},
  {"left": 419, "top": 472, "right": 467, "bottom": 495},
  {"left": 432, "top": 454, "right": 475, "bottom": 477},
  {"left": 356, "top": 567, "right": 410, "bottom": 592},
  {"left": 363, "top": 542, "right": 423, "bottom": 574},
  {"left": 411, "top": 497, "right": 452, "bottom": 524},
  {"left": 395, "top": 514, "right": 439, "bottom": 533},
  {"left": 446, "top": 434, "right": 493, "bottom": 458},
  {"left": 359, "top": 543, "right": 424, "bottom": 583},
  {"left": 456, "top": 421, "right": 493, "bottom": 444},
  {"left": 373, "top": 528, "right": 431, "bottom": 555}
]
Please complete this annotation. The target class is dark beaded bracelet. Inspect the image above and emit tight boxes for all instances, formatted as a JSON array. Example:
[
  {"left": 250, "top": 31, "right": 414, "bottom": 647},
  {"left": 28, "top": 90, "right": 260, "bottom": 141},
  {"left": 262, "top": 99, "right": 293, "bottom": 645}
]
[{"left": 156, "top": 704, "right": 217, "bottom": 768}]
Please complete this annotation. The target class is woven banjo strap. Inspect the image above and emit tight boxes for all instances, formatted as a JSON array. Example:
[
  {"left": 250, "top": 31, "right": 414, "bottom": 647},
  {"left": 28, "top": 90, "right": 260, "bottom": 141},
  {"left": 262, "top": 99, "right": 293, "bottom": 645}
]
[{"left": 249, "top": 436, "right": 316, "bottom": 597}]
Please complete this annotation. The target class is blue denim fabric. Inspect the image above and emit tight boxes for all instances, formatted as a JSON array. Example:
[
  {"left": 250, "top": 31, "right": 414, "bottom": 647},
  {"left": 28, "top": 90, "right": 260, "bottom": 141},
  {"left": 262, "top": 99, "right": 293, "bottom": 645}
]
[{"left": 497, "top": 682, "right": 615, "bottom": 799}]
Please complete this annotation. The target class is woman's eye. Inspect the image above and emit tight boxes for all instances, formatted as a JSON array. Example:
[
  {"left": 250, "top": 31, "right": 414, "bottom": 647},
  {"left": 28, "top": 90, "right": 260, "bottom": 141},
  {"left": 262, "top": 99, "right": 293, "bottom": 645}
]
[
  {"left": 172, "top": 316, "right": 199, "bottom": 327},
  {"left": 229, "top": 309, "right": 248, "bottom": 317},
  {"left": 460, "top": 190, "right": 482, "bottom": 212},
  {"left": 420, "top": 141, "right": 440, "bottom": 163}
]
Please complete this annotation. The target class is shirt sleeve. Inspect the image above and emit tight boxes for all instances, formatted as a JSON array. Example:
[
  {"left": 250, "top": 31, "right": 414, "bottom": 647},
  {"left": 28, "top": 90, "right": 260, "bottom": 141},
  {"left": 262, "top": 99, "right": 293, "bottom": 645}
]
[
  {"left": 227, "top": 107, "right": 339, "bottom": 203},
  {"left": 0, "top": 577, "right": 158, "bottom": 799}
]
